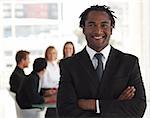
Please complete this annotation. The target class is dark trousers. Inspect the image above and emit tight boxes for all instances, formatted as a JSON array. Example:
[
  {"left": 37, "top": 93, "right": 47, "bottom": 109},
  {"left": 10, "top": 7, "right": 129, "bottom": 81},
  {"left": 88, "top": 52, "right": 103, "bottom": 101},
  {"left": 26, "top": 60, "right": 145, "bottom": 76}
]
[{"left": 45, "top": 108, "right": 57, "bottom": 118}]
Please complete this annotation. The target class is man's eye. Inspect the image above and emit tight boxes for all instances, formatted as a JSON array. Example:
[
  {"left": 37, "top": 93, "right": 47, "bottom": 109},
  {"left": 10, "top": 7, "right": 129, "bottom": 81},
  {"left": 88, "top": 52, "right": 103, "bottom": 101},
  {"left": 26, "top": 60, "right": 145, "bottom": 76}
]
[
  {"left": 101, "top": 24, "right": 109, "bottom": 28},
  {"left": 87, "top": 24, "right": 95, "bottom": 27}
]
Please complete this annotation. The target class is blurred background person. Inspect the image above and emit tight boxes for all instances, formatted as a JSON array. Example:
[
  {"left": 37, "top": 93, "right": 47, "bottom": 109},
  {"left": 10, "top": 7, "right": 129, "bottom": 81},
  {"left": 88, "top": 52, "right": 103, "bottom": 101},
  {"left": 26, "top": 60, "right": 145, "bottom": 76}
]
[
  {"left": 41, "top": 46, "right": 60, "bottom": 118},
  {"left": 63, "top": 41, "right": 75, "bottom": 59},
  {"left": 9, "top": 50, "right": 30, "bottom": 94},
  {"left": 41, "top": 46, "right": 60, "bottom": 91},
  {"left": 16, "top": 57, "right": 54, "bottom": 118}
]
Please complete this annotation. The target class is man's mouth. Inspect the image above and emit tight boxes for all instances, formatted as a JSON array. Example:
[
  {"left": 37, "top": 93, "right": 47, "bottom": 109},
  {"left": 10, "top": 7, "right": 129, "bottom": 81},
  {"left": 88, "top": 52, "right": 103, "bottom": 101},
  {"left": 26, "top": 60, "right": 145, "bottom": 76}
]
[{"left": 93, "top": 36, "right": 105, "bottom": 40}]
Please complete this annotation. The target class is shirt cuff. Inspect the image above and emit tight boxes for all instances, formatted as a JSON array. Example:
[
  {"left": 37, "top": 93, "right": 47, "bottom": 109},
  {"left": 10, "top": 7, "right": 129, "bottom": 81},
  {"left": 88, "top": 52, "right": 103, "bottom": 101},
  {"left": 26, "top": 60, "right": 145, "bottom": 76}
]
[{"left": 96, "top": 100, "right": 100, "bottom": 113}]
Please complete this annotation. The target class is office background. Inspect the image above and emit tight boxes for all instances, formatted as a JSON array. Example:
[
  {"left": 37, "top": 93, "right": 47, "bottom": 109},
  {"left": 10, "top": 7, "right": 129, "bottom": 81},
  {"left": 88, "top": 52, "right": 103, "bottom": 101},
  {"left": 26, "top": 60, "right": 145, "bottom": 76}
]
[{"left": 0, "top": 0, "right": 149, "bottom": 117}]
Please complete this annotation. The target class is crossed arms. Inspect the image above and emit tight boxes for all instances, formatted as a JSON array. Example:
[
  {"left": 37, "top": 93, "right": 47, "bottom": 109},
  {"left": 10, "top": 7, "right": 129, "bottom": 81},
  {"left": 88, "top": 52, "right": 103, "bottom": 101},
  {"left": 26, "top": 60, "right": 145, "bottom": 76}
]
[
  {"left": 78, "top": 86, "right": 136, "bottom": 111},
  {"left": 57, "top": 58, "right": 147, "bottom": 118}
]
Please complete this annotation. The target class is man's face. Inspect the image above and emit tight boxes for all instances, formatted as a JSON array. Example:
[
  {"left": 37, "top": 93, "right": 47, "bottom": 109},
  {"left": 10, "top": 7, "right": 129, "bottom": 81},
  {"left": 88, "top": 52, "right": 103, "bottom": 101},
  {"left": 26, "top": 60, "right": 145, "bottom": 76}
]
[
  {"left": 23, "top": 54, "right": 30, "bottom": 68},
  {"left": 83, "top": 11, "right": 112, "bottom": 52}
]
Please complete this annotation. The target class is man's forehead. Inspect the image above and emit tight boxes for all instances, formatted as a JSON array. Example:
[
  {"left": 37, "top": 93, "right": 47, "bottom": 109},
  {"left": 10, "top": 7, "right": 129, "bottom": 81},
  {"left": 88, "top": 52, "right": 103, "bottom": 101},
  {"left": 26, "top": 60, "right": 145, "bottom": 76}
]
[
  {"left": 85, "top": 19, "right": 111, "bottom": 24},
  {"left": 86, "top": 11, "right": 110, "bottom": 20}
]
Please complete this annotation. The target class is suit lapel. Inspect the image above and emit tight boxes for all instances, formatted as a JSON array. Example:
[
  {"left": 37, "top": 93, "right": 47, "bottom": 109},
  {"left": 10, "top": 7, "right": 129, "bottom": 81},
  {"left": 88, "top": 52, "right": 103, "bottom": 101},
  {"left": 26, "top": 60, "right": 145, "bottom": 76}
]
[
  {"left": 77, "top": 47, "right": 122, "bottom": 97},
  {"left": 98, "top": 47, "right": 122, "bottom": 96},
  {"left": 77, "top": 48, "right": 100, "bottom": 96}
]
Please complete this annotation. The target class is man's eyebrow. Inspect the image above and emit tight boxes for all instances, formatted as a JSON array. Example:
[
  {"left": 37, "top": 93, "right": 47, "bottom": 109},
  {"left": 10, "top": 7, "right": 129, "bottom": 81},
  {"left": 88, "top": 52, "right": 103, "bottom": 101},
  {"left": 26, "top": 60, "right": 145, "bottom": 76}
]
[
  {"left": 87, "top": 21, "right": 110, "bottom": 24},
  {"left": 101, "top": 21, "right": 110, "bottom": 24},
  {"left": 86, "top": 21, "right": 95, "bottom": 24}
]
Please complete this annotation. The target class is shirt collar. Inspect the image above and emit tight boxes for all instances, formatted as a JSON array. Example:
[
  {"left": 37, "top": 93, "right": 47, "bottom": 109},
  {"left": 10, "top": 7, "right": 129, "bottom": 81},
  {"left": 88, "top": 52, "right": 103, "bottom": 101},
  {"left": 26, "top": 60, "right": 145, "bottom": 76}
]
[{"left": 86, "top": 44, "right": 111, "bottom": 61}]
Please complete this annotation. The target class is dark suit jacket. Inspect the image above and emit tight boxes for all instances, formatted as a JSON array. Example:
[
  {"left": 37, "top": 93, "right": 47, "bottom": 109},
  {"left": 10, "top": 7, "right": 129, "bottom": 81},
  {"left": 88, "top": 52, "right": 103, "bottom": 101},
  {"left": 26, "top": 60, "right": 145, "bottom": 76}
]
[
  {"left": 57, "top": 46, "right": 146, "bottom": 118},
  {"left": 16, "top": 71, "right": 44, "bottom": 109},
  {"left": 9, "top": 66, "right": 26, "bottom": 93}
]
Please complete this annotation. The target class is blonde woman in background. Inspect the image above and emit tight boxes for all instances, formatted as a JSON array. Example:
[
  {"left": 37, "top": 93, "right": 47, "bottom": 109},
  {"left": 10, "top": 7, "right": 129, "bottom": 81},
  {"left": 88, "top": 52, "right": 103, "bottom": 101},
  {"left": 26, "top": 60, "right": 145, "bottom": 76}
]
[
  {"left": 42, "top": 46, "right": 60, "bottom": 89},
  {"left": 41, "top": 46, "right": 60, "bottom": 118}
]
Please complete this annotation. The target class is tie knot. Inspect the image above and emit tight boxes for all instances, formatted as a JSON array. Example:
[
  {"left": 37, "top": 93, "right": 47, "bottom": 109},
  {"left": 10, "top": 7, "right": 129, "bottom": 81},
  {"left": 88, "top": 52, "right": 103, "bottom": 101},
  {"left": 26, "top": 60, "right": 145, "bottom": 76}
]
[{"left": 95, "top": 53, "right": 103, "bottom": 61}]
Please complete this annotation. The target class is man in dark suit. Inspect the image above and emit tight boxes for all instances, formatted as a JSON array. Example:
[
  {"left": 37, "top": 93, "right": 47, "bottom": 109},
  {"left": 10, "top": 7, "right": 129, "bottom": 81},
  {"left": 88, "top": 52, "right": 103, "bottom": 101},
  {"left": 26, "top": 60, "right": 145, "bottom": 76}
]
[
  {"left": 57, "top": 5, "right": 146, "bottom": 118},
  {"left": 16, "top": 58, "right": 55, "bottom": 118},
  {"left": 16, "top": 58, "right": 47, "bottom": 109},
  {"left": 9, "top": 50, "right": 30, "bottom": 93}
]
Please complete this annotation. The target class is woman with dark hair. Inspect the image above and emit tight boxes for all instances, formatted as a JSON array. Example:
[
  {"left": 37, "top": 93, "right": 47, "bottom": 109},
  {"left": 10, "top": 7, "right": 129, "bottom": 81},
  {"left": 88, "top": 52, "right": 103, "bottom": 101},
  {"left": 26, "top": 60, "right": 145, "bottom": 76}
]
[{"left": 63, "top": 41, "right": 75, "bottom": 58}]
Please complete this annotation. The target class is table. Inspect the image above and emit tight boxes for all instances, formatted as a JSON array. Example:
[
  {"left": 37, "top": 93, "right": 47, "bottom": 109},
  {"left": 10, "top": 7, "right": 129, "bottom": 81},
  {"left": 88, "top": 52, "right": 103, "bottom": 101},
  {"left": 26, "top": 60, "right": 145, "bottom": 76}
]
[
  {"left": 32, "top": 103, "right": 57, "bottom": 118},
  {"left": 32, "top": 103, "right": 56, "bottom": 110}
]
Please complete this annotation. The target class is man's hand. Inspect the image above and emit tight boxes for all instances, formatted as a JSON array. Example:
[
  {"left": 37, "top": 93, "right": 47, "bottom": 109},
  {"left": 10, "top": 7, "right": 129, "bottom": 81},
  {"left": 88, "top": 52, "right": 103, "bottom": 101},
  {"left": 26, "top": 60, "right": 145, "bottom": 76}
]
[
  {"left": 78, "top": 86, "right": 136, "bottom": 111},
  {"left": 78, "top": 99, "right": 96, "bottom": 111},
  {"left": 44, "top": 88, "right": 58, "bottom": 97},
  {"left": 118, "top": 86, "right": 136, "bottom": 100},
  {"left": 78, "top": 86, "right": 136, "bottom": 110},
  {"left": 43, "top": 88, "right": 58, "bottom": 103},
  {"left": 44, "top": 94, "right": 57, "bottom": 103}
]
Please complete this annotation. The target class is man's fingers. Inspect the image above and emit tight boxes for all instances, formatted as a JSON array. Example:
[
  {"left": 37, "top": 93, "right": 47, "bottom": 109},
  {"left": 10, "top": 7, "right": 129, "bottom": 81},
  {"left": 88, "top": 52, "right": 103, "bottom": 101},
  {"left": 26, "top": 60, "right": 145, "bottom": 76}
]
[
  {"left": 78, "top": 99, "right": 87, "bottom": 109},
  {"left": 78, "top": 99, "right": 96, "bottom": 111},
  {"left": 118, "top": 86, "right": 136, "bottom": 100},
  {"left": 123, "top": 86, "right": 135, "bottom": 94},
  {"left": 125, "top": 86, "right": 136, "bottom": 98},
  {"left": 127, "top": 92, "right": 135, "bottom": 100}
]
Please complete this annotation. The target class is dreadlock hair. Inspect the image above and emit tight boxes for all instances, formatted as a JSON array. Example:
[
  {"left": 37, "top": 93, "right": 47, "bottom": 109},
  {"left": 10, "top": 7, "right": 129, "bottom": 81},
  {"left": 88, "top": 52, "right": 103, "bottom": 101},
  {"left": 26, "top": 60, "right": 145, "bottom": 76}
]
[{"left": 79, "top": 5, "right": 117, "bottom": 28}]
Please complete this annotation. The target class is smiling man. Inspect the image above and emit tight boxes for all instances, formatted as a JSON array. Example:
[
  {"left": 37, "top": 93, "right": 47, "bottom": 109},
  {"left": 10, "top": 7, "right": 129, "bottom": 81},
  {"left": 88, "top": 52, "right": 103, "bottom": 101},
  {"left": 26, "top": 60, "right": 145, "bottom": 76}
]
[{"left": 57, "top": 5, "right": 146, "bottom": 118}]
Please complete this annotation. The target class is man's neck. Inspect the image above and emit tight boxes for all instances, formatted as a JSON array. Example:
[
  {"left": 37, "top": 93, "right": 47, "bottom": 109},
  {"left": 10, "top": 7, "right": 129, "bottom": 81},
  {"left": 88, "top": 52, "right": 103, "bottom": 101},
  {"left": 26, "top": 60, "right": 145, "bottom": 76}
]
[
  {"left": 17, "top": 64, "right": 24, "bottom": 69},
  {"left": 37, "top": 71, "right": 44, "bottom": 79}
]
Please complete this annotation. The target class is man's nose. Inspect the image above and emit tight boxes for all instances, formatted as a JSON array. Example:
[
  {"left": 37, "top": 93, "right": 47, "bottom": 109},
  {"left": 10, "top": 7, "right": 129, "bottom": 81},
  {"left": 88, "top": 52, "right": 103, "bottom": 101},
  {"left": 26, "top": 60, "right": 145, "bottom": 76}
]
[{"left": 93, "top": 25, "right": 103, "bottom": 34}]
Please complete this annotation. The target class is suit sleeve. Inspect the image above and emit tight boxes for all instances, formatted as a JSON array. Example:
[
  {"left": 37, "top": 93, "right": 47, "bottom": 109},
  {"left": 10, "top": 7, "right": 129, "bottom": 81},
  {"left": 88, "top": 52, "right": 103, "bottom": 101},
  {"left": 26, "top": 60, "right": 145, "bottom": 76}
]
[
  {"left": 99, "top": 58, "right": 146, "bottom": 117},
  {"left": 57, "top": 60, "right": 100, "bottom": 118}
]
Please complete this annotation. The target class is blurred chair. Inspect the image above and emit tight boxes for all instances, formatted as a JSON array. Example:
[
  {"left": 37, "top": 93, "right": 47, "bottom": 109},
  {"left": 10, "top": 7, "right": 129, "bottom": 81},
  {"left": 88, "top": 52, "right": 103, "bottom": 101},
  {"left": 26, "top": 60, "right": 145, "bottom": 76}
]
[
  {"left": 22, "top": 108, "right": 46, "bottom": 118},
  {"left": 8, "top": 90, "right": 23, "bottom": 118},
  {"left": 8, "top": 89, "right": 46, "bottom": 118},
  {"left": 0, "top": 89, "right": 18, "bottom": 118}
]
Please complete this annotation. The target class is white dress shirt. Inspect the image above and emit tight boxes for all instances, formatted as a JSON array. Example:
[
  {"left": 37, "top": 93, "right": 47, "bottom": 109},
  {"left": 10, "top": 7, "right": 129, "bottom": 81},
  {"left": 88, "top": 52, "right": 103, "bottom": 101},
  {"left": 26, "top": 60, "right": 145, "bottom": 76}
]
[
  {"left": 86, "top": 45, "right": 111, "bottom": 113},
  {"left": 86, "top": 45, "right": 110, "bottom": 69},
  {"left": 41, "top": 61, "right": 60, "bottom": 88}
]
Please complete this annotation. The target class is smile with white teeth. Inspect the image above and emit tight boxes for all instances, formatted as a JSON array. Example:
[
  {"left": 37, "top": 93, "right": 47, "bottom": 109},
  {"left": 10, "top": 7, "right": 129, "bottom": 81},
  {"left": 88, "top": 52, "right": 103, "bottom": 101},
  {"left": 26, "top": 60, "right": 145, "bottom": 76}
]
[{"left": 93, "top": 36, "right": 105, "bottom": 40}]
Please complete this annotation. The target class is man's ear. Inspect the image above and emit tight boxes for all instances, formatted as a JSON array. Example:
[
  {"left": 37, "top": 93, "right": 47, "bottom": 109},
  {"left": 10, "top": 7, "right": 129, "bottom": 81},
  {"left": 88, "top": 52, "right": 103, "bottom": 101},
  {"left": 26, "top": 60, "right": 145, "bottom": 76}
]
[{"left": 21, "top": 59, "right": 25, "bottom": 64}]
